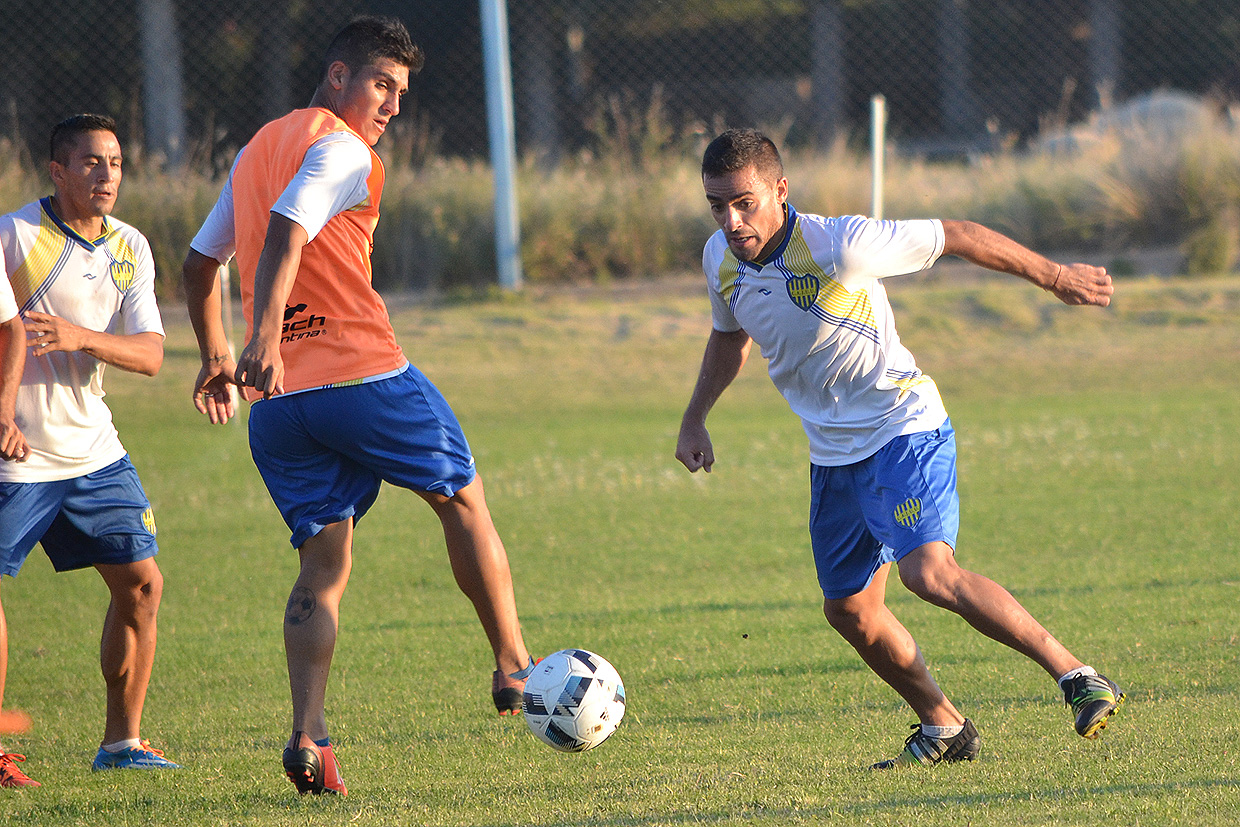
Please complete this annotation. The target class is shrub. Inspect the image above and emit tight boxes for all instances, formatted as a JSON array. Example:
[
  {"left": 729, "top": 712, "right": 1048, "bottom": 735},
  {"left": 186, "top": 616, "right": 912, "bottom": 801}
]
[{"left": 2, "top": 97, "right": 1238, "bottom": 296}]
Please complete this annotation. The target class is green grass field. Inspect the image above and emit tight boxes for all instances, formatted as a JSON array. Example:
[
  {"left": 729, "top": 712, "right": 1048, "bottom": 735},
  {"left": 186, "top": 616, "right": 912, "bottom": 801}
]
[{"left": 1, "top": 274, "right": 1239, "bottom": 825}]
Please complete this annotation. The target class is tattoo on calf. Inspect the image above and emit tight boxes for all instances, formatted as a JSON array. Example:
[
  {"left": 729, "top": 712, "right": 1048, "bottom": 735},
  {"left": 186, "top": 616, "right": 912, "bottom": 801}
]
[{"left": 285, "top": 586, "right": 316, "bottom": 625}]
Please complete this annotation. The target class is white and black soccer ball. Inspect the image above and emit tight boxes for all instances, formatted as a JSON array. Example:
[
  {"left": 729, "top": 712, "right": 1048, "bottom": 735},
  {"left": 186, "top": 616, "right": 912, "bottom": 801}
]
[{"left": 522, "top": 648, "right": 626, "bottom": 752}]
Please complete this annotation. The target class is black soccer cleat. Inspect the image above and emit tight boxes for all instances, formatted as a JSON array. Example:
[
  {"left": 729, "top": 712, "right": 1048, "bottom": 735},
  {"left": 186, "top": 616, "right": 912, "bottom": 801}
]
[
  {"left": 1063, "top": 673, "right": 1125, "bottom": 738},
  {"left": 283, "top": 740, "right": 323, "bottom": 794},
  {"left": 282, "top": 731, "right": 346, "bottom": 795},
  {"left": 492, "top": 656, "right": 538, "bottom": 715},
  {"left": 870, "top": 719, "right": 981, "bottom": 769}
]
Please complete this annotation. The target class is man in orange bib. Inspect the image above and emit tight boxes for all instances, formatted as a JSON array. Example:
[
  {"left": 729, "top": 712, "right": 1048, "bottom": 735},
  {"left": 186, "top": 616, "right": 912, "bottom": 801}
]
[{"left": 183, "top": 16, "right": 534, "bottom": 795}]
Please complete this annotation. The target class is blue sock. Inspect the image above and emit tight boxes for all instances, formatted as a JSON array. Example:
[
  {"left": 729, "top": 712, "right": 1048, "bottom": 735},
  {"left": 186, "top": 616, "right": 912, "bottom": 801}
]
[{"left": 314, "top": 737, "right": 330, "bottom": 748}]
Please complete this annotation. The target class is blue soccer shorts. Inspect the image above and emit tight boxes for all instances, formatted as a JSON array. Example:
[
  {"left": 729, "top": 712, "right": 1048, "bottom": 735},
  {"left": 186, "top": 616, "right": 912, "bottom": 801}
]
[
  {"left": 247, "top": 363, "right": 477, "bottom": 549},
  {"left": 0, "top": 456, "right": 159, "bottom": 578},
  {"left": 809, "top": 419, "right": 960, "bottom": 600}
]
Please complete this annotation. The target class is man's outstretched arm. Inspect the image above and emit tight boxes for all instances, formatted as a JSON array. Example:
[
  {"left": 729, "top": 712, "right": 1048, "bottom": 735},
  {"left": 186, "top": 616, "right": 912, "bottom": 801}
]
[{"left": 940, "top": 220, "right": 1113, "bottom": 307}]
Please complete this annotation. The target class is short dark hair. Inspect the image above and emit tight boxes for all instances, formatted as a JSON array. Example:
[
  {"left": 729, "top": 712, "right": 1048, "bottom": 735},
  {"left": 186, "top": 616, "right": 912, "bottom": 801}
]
[
  {"left": 701, "top": 129, "right": 784, "bottom": 183},
  {"left": 321, "top": 15, "right": 424, "bottom": 79},
  {"left": 50, "top": 113, "right": 117, "bottom": 164}
]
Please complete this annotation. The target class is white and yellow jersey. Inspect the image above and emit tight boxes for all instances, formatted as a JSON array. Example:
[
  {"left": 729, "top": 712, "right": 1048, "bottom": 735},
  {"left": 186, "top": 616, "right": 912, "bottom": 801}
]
[
  {"left": 704, "top": 206, "right": 947, "bottom": 466},
  {"left": 0, "top": 198, "right": 164, "bottom": 482}
]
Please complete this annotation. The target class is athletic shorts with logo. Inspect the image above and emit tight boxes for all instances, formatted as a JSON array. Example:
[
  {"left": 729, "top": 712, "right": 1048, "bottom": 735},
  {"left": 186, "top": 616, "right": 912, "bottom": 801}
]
[
  {"left": 0, "top": 456, "right": 158, "bottom": 577},
  {"left": 809, "top": 419, "right": 960, "bottom": 599},
  {"left": 248, "top": 363, "right": 477, "bottom": 548}
]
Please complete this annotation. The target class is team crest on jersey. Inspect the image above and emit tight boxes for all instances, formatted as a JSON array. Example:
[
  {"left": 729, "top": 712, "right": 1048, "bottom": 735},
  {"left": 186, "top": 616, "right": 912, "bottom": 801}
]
[
  {"left": 109, "top": 258, "right": 136, "bottom": 291},
  {"left": 786, "top": 273, "right": 820, "bottom": 311},
  {"left": 141, "top": 507, "right": 157, "bottom": 536},
  {"left": 893, "top": 497, "right": 922, "bottom": 529}
]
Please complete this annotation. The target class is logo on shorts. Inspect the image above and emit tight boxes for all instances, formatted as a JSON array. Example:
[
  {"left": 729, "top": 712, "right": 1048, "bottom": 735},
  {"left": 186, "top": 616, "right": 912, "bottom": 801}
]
[
  {"left": 893, "top": 497, "right": 922, "bottom": 529},
  {"left": 141, "top": 507, "right": 157, "bottom": 536},
  {"left": 786, "top": 274, "right": 821, "bottom": 311}
]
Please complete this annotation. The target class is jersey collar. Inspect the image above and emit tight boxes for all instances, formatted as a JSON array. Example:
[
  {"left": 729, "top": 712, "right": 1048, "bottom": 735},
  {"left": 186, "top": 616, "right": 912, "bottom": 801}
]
[
  {"left": 40, "top": 196, "right": 112, "bottom": 250},
  {"left": 755, "top": 203, "right": 798, "bottom": 267}
]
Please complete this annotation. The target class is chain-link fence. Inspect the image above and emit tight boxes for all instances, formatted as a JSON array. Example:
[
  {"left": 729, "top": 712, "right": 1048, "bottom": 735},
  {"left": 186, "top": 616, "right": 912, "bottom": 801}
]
[
  {"left": 1, "top": 1, "right": 1237, "bottom": 289},
  {"left": 2, "top": 1, "right": 1237, "bottom": 168}
]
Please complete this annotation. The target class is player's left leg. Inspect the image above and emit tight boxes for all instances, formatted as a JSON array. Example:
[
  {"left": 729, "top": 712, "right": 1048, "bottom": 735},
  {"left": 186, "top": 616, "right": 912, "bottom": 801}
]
[
  {"left": 897, "top": 542, "right": 1124, "bottom": 737},
  {"left": 864, "top": 421, "right": 1123, "bottom": 741},
  {"left": 94, "top": 558, "right": 163, "bottom": 740},
  {"left": 898, "top": 541, "right": 1080, "bottom": 677},
  {"left": 90, "top": 556, "right": 179, "bottom": 769},
  {"left": 419, "top": 476, "right": 534, "bottom": 713}
]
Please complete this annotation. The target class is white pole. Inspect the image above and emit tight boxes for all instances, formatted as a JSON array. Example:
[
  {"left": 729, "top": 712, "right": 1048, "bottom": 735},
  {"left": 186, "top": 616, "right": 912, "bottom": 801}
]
[
  {"left": 480, "top": 0, "right": 523, "bottom": 290},
  {"left": 870, "top": 94, "right": 886, "bottom": 220},
  {"left": 138, "top": 0, "right": 187, "bottom": 165}
]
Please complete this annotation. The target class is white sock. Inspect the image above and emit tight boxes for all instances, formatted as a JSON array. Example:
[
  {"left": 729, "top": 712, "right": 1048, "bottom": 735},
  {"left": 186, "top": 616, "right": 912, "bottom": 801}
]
[
  {"left": 920, "top": 723, "right": 964, "bottom": 739},
  {"left": 1057, "top": 665, "right": 1097, "bottom": 689},
  {"left": 102, "top": 738, "right": 142, "bottom": 753}
]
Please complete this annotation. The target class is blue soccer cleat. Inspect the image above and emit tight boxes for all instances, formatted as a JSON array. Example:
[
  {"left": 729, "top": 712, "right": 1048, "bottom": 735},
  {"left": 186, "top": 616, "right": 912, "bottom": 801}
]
[{"left": 91, "top": 740, "right": 181, "bottom": 771}]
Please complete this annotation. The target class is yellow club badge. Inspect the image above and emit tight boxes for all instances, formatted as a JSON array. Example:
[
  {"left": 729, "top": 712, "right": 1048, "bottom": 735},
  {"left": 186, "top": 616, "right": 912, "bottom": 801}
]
[{"left": 894, "top": 497, "right": 922, "bottom": 529}]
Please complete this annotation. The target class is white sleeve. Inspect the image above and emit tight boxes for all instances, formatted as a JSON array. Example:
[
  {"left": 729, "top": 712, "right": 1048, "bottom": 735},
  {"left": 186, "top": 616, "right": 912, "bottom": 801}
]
[
  {"left": 703, "top": 236, "right": 743, "bottom": 333},
  {"left": 0, "top": 224, "right": 17, "bottom": 321},
  {"left": 271, "top": 133, "right": 372, "bottom": 241},
  {"left": 0, "top": 282, "right": 16, "bottom": 323},
  {"left": 189, "top": 151, "right": 241, "bottom": 265},
  {"left": 833, "top": 216, "right": 945, "bottom": 289},
  {"left": 118, "top": 235, "right": 165, "bottom": 337},
  {"left": 0, "top": 250, "right": 16, "bottom": 322}
]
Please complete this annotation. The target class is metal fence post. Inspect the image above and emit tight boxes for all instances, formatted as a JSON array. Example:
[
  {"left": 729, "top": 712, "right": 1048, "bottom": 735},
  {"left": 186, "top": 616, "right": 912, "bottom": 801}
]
[
  {"left": 871, "top": 95, "right": 886, "bottom": 221},
  {"left": 480, "top": 0, "right": 524, "bottom": 291}
]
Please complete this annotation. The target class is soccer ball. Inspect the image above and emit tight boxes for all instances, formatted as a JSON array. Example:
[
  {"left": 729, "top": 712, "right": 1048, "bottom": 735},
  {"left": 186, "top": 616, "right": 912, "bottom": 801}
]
[{"left": 522, "top": 648, "right": 626, "bottom": 752}]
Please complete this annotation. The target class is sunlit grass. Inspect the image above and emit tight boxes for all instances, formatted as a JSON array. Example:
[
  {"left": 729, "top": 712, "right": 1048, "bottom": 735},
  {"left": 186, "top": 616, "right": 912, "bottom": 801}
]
[{"left": 1, "top": 275, "right": 1238, "bottom": 825}]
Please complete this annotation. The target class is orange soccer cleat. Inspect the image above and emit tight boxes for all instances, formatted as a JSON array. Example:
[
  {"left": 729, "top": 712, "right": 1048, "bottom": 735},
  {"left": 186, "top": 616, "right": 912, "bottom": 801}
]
[{"left": 0, "top": 751, "right": 40, "bottom": 788}]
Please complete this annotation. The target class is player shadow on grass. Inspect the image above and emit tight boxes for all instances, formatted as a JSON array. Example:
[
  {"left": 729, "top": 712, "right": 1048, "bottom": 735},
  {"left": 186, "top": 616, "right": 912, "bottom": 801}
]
[
  {"left": 349, "top": 597, "right": 810, "bottom": 632},
  {"left": 520, "top": 777, "right": 1236, "bottom": 827}
]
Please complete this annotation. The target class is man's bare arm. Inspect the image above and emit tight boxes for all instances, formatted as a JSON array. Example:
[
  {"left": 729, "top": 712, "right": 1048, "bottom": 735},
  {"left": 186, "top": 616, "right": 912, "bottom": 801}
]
[
  {"left": 675, "top": 328, "right": 752, "bottom": 473},
  {"left": 940, "top": 220, "right": 1113, "bottom": 307}
]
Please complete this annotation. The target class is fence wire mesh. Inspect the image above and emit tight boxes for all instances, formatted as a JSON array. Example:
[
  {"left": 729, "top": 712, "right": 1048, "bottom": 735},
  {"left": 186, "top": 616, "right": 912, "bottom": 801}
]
[
  {"left": 2, "top": 1, "right": 1236, "bottom": 168},
  {"left": 1, "top": 1, "right": 1237, "bottom": 289}
]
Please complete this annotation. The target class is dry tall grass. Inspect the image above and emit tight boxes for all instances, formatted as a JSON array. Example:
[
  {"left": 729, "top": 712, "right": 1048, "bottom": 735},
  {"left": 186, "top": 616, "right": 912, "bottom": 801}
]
[{"left": 1, "top": 101, "right": 1237, "bottom": 298}]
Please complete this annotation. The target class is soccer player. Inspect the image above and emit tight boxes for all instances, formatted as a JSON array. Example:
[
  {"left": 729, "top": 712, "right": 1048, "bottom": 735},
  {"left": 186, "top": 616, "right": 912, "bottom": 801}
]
[
  {"left": 0, "top": 114, "right": 179, "bottom": 783},
  {"left": 0, "top": 256, "right": 37, "bottom": 788},
  {"left": 182, "top": 16, "right": 534, "bottom": 795},
  {"left": 675, "top": 129, "right": 1125, "bottom": 768}
]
